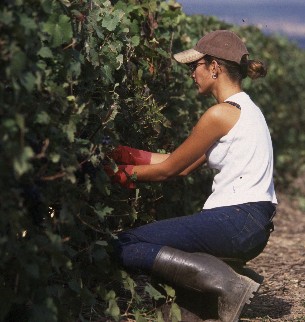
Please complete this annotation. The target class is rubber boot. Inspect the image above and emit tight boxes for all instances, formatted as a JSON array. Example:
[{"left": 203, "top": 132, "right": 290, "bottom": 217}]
[
  {"left": 152, "top": 246, "right": 260, "bottom": 322},
  {"left": 220, "top": 257, "right": 264, "bottom": 284}
]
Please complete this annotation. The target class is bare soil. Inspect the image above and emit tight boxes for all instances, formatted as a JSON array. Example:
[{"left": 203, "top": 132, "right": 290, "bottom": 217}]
[{"left": 240, "top": 192, "right": 305, "bottom": 321}]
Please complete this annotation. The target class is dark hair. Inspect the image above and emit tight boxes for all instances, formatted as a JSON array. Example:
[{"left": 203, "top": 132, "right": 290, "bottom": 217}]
[{"left": 204, "top": 54, "right": 267, "bottom": 83}]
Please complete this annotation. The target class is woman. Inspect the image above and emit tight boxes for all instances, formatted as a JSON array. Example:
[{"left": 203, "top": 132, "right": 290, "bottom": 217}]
[{"left": 106, "top": 30, "right": 277, "bottom": 322}]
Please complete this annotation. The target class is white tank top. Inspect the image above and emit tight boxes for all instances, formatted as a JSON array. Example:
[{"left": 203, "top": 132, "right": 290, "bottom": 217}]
[{"left": 203, "top": 92, "right": 277, "bottom": 209}]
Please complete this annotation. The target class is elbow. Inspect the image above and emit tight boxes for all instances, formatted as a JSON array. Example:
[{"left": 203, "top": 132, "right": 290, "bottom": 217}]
[
  {"left": 154, "top": 161, "right": 191, "bottom": 181},
  {"left": 177, "top": 169, "right": 191, "bottom": 177},
  {"left": 159, "top": 171, "right": 176, "bottom": 181}
]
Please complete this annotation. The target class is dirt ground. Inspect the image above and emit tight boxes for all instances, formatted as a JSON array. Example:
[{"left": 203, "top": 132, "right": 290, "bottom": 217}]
[{"left": 240, "top": 191, "right": 305, "bottom": 321}]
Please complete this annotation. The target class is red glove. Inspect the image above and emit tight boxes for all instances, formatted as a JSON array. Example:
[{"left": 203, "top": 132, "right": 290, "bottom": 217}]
[
  {"left": 104, "top": 164, "right": 136, "bottom": 189},
  {"left": 109, "top": 145, "right": 152, "bottom": 165}
]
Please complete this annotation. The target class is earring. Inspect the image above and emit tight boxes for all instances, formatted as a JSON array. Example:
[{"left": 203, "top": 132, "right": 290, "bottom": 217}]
[{"left": 212, "top": 74, "right": 217, "bottom": 79}]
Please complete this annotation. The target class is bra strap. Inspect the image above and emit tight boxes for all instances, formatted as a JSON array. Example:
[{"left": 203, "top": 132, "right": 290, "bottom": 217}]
[{"left": 225, "top": 101, "right": 241, "bottom": 109}]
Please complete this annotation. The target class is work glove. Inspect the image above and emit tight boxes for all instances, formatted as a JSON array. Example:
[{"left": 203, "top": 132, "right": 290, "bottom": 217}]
[
  {"left": 109, "top": 145, "right": 152, "bottom": 165},
  {"left": 104, "top": 164, "right": 136, "bottom": 189}
]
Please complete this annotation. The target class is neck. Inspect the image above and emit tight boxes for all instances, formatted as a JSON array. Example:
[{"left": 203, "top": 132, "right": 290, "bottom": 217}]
[{"left": 211, "top": 78, "right": 242, "bottom": 103}]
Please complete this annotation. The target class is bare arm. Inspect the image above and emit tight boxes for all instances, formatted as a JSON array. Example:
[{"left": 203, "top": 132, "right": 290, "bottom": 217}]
[
  {"left": 129, "top": 103, "right": 240, "bottom": 182},
  {"left": 150, "top": 152, "right": 170, "bottom": 164},
  {"left": 150, "top": 150, "right": 207, "bottom": 175},
  {"left": 178, "top": 154, "right": 207, "bottom": 176}
]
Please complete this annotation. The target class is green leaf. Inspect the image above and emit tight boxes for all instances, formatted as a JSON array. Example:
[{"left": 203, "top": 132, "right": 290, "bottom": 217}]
[
  {"left": 105, "top": 291, "right": 120, "bottom": 320},
  {"left": 64, "top": 166, "right": 77, "bottom": 184},
  {"left": 131, "top": 35, "right": 140, "bottom": 46},
  {"left": 134, "top": 312, "right": 147, "bottom": 322},
  {"left": 46, "top": 231, "right": 62, "bottom": 250},
  {"left": 10, "top": 50, "right": 26, "bottom": 76},
  {"left": 116, "top": 54, "right": 123, "bottom": 69},
  {"left": 157, "top": 310, "right": 165, "bottom": 322},
  {"left": 19, "top": 14, "right": 36, "bottom": 34},
  {"left": 102, "top": 65, "right": 114, "bottom": 83},
  {"left": 101, "top": 15, "right": 116, "bottom": 32},
  {"left": 68, "top": 61, "right": 81, "bottom": 78},
  {"left": 0, "top": 8, "right": 14, "bottom": 25},
  {"left": 62, "top": 119, "right": 76, "bottom": 142},
  {"left": 67, "top": 95, "right": 75, "bottom": 102},
  {"left": 35, "top": 111, "right": 51, "bottom": 124},
  {"left": 59, "top": 0, "right": 71, "bottom": 6},
  {"left": 49, "top": 153, "right": 60, "bottom": 163},
  {"left": 13, "top": 146, "right": 34, "bottom": 176},
  {"left": 170, "top": 303, "right": 181, "bottom": 322},
  {"left": 42, "top": 14, "right": 72, "bottom": 47},
  {"left": 38, "top": 47, "right": 53, "bottom": 58},
  {"left": 41, "top": 0, "right": 54, "bottom": 13},
  {"left": 93, "top": 203, "right": 113, "bottom": 221},
  {"left": 145, "top": 283, "right": 165, "bottom": 300},
  {"left": 120, "top": 270, "right": 136, "bottom": 296},
  {"left": 96, "top": 240, "right": 108, "bottom": 246},
  {"left": 102, "top": 9, "right": 124, "bottom": 31},
  {"left": 105, "top": 299, "right": 120, "bottom": 320},
  {"left": 105, "top": 290, "right": 116, "bottom": 300},
  {"left": 162, "top": 284, "right": 175, "bottom": 298},
  {"left": 20, "top": 72, "right": 36, "bottom": 92}
]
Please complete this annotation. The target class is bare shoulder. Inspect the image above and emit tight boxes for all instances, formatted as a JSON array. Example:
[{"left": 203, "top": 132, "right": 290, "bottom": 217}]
[
  {"left": 199, "top": 102, "right": 238, "bottom": 123},
  {"left": 208, "top": 102, "right": 240, "bottom": 117},
  {"left": 196, "top": 102, "right": 241, "bottom": 136}
]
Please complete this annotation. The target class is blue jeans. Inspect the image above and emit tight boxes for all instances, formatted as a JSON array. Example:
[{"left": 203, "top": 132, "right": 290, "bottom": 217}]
[{"left": 113, "top": 202, "right": 276, "bottom": 272}]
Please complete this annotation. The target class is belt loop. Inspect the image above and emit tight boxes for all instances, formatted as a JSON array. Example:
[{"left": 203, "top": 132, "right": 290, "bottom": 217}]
[
  {"left": 269, "top": 222, "right": 274, "bottom": 232},
  {"left": 270, "top": 209, "right": 276, "bottom": 221},
  {"left": 268, "top": 209, "right": 276, "bottom": 232}
]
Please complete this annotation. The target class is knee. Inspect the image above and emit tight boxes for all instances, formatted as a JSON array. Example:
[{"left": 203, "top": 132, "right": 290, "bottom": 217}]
[
  {"left": 117, "top": 232, "right": 138, "bottom": 244},
  {"left": 111, "top": 232, "right": 139, "bottom": 257}
]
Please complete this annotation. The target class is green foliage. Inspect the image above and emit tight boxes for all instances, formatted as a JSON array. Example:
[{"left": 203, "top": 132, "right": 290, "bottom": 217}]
[{"left": 1, "top": 0, "right": 305, "bottom": 321}]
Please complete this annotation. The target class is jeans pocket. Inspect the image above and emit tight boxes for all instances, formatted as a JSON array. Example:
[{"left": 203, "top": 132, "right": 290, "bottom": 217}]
[{"left": 231, "top": 213, "right": 270, "bottom": 259}]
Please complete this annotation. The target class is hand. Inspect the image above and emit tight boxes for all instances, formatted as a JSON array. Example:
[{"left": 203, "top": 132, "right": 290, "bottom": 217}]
[
  {"left": 104, "top": 164, "right": 136, "bottom": 189},
  {"left": 109, "top": 145, "right": 152, "bottom": 165}
]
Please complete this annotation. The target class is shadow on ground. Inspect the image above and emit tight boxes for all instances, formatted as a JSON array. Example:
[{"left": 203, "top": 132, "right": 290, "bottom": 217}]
[
  {"left": 243, "top": 293, "right": 292, "bottom": 320},
  {"left": 159, "top": 287, "right": 292, "bottom": 321}
]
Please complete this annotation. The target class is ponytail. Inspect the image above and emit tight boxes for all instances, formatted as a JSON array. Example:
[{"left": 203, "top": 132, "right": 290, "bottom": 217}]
[{"left": 245, "top": 59, "right": 267, "bottom": 79}]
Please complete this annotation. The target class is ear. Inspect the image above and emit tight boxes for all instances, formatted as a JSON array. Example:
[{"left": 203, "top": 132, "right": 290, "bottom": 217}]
[
  {"left": 212, "top": 60, "right": 221, "bottom": 70},
  {"left": 210, "top": 60, "right": 222, "bottom": 76},
  {"left": 209, "top": 60, "right": 218, "bottom": 78}
]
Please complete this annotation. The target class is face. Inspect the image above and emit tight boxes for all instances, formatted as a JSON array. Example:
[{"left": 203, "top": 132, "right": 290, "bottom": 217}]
[{"left": 188, "top": 59, "right": 215, "bottom": 95}]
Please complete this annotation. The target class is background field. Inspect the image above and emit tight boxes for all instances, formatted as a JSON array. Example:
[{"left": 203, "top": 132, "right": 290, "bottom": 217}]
[{"left": 178, "top": 0, "right": 305, "bottom": 49}]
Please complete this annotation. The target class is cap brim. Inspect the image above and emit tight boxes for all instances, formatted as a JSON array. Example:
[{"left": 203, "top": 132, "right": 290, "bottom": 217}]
[{"left": 173, "top": 49, "right": 205, "bottom": 64}]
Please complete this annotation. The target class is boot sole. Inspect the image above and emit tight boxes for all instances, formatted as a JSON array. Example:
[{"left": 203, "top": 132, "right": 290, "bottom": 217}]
[{"left": 229, "top": 275, "right": 261, "bottom": 322}]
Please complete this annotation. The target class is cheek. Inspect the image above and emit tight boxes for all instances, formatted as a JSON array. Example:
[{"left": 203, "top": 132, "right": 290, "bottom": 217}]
[
  {"left": 196, "top": 72, "right": 210, "bottom": 85},
  {"left": 196, "top": 74, "right": 213, "bottom": 94}
]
